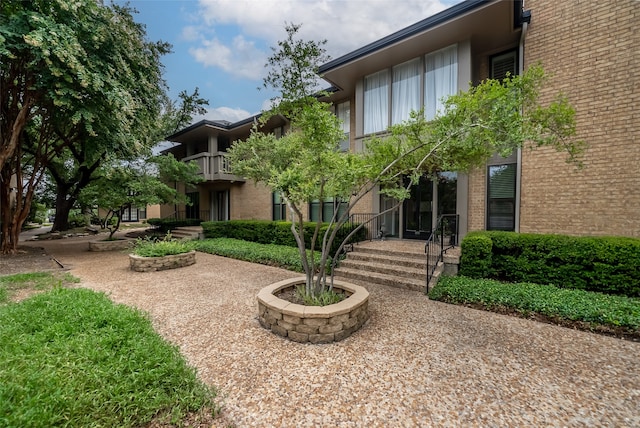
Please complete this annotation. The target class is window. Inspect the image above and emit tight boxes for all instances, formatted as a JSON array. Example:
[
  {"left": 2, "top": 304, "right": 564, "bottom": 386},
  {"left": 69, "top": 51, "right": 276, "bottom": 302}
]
[
  {"left": 362, "top": 44, "right": 458, "bottom": 134},
  {"left": 364, "top": 70, "right": 389, "bottom": 134},
  {"left": 392, "top": 58, "right": 421, "bottom": 125},
  {"left": 309, "top": 198, "right": 348, "bottom": 222},
  {"left": 491, "top": 50, "right": 517, "bottom": 81},
  {"left": 336, "top": 101, "right": 350, "bottom": 152},
  {"left": 487, "top": 164, "right": 516, "bottom": 230},
  {"left": 273, "top": 192, "right": 286, "bottom": 221},
  {"left": 186, "top": 192, "right": 200, "bottom": 219},
  {"left": 425, "top": 45, "right": 457, "bottom": 120}
]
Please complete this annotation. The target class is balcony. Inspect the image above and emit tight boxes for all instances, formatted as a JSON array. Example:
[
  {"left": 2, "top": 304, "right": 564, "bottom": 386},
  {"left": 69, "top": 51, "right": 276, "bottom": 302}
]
[{"left": 181, "top": 152, "right": 245, "bottom": 183}]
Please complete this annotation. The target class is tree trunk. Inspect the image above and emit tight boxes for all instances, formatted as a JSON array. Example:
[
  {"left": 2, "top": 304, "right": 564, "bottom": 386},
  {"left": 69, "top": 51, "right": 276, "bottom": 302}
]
[{"left": 51, "top": 188, "right": 75, "bottom": 232}]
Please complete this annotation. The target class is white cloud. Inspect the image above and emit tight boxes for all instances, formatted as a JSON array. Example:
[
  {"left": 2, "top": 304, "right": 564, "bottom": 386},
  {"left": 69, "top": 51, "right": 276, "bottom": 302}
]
[
  {"left": 189, "top": 0, "right": 453, "bottom": 80},
  {"left": 189, "top": 35, "right": 266, "bottom": 80},
  {"left": 194, "top": 106, "right": 254, "bottom": 123}
]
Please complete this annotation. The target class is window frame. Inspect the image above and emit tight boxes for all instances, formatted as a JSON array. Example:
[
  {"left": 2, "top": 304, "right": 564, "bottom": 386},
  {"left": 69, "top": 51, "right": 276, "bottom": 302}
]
[{"left": 486, "top": 163, "right": 517, "bottom": 231}]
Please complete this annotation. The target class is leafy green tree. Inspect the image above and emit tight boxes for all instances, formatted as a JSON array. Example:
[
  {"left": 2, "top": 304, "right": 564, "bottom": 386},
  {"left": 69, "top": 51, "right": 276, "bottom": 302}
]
[
  {"left": 47, "top": 88, "right": 208, "bottom": 233},
  {"left": 227, "top": 24, "right": 585, "bottom": 298},
  {"left": 80, "top": 155, "right": 203, "bottom": 239},
  {"left": 0, "top": 0, "right": 170, "bottom": 253}
]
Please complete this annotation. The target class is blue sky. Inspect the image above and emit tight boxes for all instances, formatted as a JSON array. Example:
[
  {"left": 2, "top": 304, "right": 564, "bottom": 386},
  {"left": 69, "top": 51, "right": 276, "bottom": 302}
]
[{"left": 115, "top": 0, "right": 461, "bottom": 124}]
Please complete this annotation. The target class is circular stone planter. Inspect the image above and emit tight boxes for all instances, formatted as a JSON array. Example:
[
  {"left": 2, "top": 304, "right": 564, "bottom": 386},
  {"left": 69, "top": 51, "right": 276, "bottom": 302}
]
[
  {"left": 129, "top": 250, "right": 196, "bottom": 272},
  {"left": 256, "top": 277, "right": 369, "bottom": 344},
  {"left": 88, "top": 238, "right": 134, "bottom": 252}
]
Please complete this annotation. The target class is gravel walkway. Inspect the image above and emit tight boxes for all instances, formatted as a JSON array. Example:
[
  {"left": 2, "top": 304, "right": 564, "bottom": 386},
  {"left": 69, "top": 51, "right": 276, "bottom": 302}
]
[{"left": 24, "top": 235, "right": 640, "bottom": 427}]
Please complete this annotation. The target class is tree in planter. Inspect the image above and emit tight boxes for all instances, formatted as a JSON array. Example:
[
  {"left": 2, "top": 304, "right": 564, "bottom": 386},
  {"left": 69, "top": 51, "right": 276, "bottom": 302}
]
[
  {"left": 227, "top": 24, "right": 585, "bottom": 298},
  {"left": 79, "top": 155, "right": 203, "bottom": 240}
]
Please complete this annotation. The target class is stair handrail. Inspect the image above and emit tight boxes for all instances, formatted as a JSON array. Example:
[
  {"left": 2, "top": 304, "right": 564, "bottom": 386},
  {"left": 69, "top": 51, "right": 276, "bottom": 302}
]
[{"left": 425, "top": 214, "right": 459, "bottom": 293}]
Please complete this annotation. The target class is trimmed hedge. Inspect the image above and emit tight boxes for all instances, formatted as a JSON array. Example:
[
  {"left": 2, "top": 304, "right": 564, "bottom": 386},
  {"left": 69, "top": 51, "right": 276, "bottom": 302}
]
[
  {"left": 201, "top": 220, "right": 366, "bottom": 256},
  {"left": 146, "top": 218, "right": 203, "bottom": 232},
  {"left": 460, "top": 231, "right": 640, "bottom": 297}
]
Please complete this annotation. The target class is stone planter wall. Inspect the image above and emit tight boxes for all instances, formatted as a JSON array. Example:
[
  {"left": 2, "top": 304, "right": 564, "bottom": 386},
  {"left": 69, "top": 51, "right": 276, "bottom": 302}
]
[
  {"left": 89, "top": 239, "right": 133, "bottom": 252},
  {"left": 129, "top": 250, "right": 196, "bottom": 272},
  {"left": 256, "top": 277, "right": 369, "bottom": 344}
]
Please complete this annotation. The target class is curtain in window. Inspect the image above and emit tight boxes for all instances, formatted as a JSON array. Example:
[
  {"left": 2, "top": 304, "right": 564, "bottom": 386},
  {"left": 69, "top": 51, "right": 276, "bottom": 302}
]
[
  {"left": 364, "top": 70, "right": 389, "bottom": 134},
  {"left": 336, "top": 101, "right": 350, "bottom": 151},
  {"left": 425, "top": 45, "right": 457, "bottom": 120},
  {"left": 392, "top": 58, "right": 421, "bottom": 125}
]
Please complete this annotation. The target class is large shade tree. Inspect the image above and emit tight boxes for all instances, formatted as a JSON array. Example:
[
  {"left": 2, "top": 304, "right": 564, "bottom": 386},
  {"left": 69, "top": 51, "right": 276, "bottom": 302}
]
[
  {"left": 47, "top": 88, "right": 208, "bottom": 232},
  {"left": 227, "top": 24, "right": 585, "bottom": 297},
  {"left": 0, "top": 0, "right": 171, "bottom": 253}
]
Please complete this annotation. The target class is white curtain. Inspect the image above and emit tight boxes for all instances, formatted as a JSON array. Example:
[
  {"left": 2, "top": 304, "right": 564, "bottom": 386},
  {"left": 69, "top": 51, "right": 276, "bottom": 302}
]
[
  {"left": 336, "top": 101, "right": 350, "bottom": 152},
  {"left": 392, "top": 58, "right": 421, "bottom": 125},
  {"left": 364, "top": 69, "right": 389, "bottom": 134},
  {"left": 425, "top": 45, "right": 458, "bottom": 120}
]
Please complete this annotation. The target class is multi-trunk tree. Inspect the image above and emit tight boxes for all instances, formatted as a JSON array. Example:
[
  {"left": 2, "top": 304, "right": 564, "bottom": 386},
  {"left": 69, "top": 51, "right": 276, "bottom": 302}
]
[{"left": 227, "top": 24, "right": 585, "bottom": 298}]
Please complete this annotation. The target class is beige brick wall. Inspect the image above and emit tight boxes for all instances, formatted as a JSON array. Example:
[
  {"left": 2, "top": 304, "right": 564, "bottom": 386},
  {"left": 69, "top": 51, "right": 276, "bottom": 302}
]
[
  {"left": 521, "top": 0, "right": 640, "bottom": 237},
  {"left": 231, "top": 181, "right": 272, "bottom": 220}
]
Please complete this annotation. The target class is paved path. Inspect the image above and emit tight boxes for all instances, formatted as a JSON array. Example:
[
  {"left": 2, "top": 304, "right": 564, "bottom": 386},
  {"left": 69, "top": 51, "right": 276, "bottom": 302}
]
[{"left": 25, "top": 236, "right": 640, "bottom": 427}]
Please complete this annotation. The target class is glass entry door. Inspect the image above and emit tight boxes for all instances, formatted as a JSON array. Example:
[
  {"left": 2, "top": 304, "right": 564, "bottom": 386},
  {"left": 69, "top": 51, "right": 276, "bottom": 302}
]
[{"left": 403, "top": 176, "right": 433, "bottom": 239}]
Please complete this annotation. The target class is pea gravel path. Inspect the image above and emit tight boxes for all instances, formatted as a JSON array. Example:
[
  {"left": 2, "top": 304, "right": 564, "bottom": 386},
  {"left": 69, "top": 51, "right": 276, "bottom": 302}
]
[{"left": 24, "top": 235, "right": 640, "bottom": 427}]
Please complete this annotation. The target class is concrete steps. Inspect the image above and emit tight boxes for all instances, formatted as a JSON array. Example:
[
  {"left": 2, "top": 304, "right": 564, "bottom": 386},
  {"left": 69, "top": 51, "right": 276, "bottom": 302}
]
[
  {"left": 334, "top": 245, "right": 428, "bottom": 292},
  {"left": 170, "top": 226, "right": 203, "bottom": 241},
  {"left": 334, "top": 241, "right": 460, "bottom": 293}
]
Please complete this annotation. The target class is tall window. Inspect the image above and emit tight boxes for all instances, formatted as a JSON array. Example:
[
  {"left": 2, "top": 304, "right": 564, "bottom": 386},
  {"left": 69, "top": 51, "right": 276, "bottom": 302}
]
[
  {"left": 363, "top": 44, "right": 458, "bottom": 134},
  {"left": 392, "top": 58, "right": 421, "bottom": 125},
  {"left": 336, "top": 101, "right": 350, "bottom": 152},
  {"left": 273, "top": 192, "right": 286, "bottom": 221},
  {"left": 364, "top": 70, "right": 389, "bottom": 134},
  {"left": 309, "top": 198, "right": 348, "bottom": 222},
  {"left": 425, "top": 45, "right": 458, "bottom": 120},
  {"left": 487, "top": 164, "right": 516, "bottom": 230}
]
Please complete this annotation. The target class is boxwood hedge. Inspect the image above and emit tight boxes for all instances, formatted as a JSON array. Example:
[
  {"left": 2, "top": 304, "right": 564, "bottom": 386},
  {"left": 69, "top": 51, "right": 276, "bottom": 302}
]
[
  {"left": 146, "top": 218, "right": 203, "bottom": 232},
  {"left": 201, "top": 220, "right": 366, "bottom": 256},
  {"left": 460, "top": 231, "right": 640, "bottom": 297}
]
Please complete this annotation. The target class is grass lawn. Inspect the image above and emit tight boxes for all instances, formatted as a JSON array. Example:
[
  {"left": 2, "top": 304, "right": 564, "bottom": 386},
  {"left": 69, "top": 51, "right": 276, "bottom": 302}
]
[{"left": 0, "top": 281, "right": 219, "bottom": 427}]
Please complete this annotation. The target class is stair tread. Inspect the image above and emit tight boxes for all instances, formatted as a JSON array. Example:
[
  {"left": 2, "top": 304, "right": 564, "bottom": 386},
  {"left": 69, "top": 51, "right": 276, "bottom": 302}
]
[
  {"left": 339, "top": 259, "right": 425, "bottom": 276},
  {"left": 334, "top": 267, "right": 425, "bottom": 287}
]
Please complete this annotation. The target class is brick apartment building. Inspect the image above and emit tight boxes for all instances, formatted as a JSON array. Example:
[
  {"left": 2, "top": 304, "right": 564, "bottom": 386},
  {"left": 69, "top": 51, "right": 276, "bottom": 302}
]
[{"left": 162, "top": 0, "right": 639, "bottom": 240}]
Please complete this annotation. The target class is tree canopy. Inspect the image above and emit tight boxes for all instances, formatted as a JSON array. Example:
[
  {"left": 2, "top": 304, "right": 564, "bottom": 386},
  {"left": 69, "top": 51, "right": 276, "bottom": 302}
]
[{"left": 0, "top": 0, "right": 177, "bottom": 253}]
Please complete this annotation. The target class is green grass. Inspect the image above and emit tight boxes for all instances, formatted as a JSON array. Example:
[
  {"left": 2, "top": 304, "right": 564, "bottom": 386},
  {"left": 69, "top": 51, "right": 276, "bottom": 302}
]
[
  {"left": 194, "top": 238, "right": 327, "bottom": 273},
  {"left": 0, "top": 272, "right": 80, "bottom": 304},
  {"left": 0, "top": 288, "right": 218, "bottom": 427},
  {"left": 429, "top": 276, "right": 640, "bottom": 334}
]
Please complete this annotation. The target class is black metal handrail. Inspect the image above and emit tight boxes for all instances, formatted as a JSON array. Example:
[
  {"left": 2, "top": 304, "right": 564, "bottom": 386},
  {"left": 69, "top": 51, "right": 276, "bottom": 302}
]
[
  {"left": 348, "top": 213, "right": 386, "bottom": 241},
  {"left": 425, "top": 214, "right": 459, "bottom": 293}
]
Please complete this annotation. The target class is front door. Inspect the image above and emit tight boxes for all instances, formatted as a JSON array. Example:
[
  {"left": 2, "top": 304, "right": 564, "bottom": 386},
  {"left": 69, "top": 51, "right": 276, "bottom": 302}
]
[{"left": 402, "top": 176, "right": 433, "bottom": 239}]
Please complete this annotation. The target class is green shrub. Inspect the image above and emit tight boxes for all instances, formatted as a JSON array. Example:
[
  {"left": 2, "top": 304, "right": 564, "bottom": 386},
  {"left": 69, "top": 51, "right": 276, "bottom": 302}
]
[
  {"left": 194, "top": 238, "right": 326, "bottom": 273},
  {"left": 459, "top": 231, "right": 640, "bottom": 297},
  {"left": 429, "top": 276, "right": 640, "bottom": 333},
  {"left": 459, "top": 232, "right": 493, "bottom": 278},
  {"left": 201, "top": 220, "right": 365, "bottom": 255},
  {"left": 132, "top": 234, "right": 194, "bottom": 257},
  {"left": 146, "top": 218, "right": 203, "bottom": 232},
  {"left": 0, "top": 288, "right": 218, "bottom": 427},
  {"left": 295, "top": 285, "right": 345, "bottom": 306}
]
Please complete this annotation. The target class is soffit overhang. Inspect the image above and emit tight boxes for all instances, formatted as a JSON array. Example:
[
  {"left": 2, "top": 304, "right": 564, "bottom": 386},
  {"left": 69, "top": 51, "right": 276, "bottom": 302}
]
[{"left": 319, "top": 0, "right": 523, "bottom": 94}]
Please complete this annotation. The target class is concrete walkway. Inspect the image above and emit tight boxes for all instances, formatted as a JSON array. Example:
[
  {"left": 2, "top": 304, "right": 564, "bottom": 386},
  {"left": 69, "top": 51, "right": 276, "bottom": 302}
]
[{"left": 24, "top": 236, "right": 640, "bottom": 427}]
